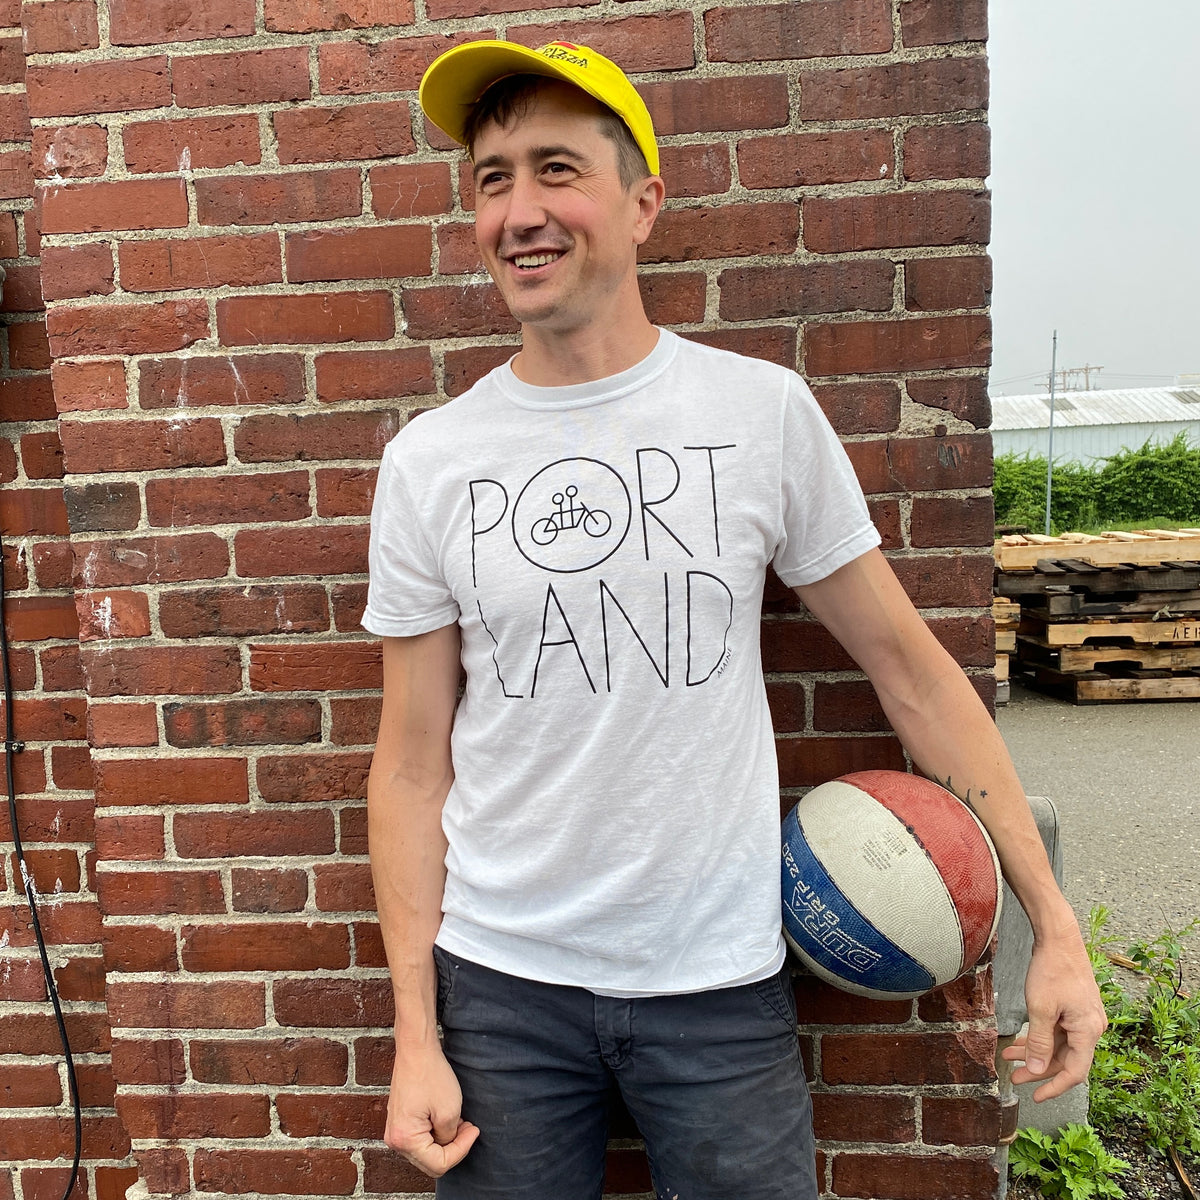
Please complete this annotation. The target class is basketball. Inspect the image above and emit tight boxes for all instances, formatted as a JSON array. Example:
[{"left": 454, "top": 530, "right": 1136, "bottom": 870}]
[{"left": 780, "top": 770, "right": 1003, "bottom": 999}]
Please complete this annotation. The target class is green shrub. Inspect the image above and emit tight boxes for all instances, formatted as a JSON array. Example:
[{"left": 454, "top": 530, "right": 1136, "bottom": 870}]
[{"left": 1010, "top": 1124, "right": 1130, "bottom": 1199}]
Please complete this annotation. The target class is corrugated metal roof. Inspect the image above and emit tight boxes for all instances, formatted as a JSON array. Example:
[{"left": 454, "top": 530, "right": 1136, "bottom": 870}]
[{"left": 991, "top": 386, "right": 1200, "bottom": 431}]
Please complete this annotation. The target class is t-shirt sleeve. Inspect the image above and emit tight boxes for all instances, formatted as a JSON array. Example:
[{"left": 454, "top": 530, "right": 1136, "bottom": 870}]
[
  {"left": 362, "top": 438, "right": 461, "bottom": 637},
  {"left": 771, "top": 374, "right": 881, "bottom": 587}
]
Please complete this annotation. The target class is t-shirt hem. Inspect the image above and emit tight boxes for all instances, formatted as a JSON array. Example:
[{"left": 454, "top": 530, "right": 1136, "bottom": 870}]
[
  {"left": 361, "top": 605, "right": 460, "bottom": 638},
  {"left": 774, "top": 526, "right": 881, "bottom": 589}
]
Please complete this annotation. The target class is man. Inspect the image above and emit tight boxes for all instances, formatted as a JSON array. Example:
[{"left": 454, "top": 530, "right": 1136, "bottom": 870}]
[{"left": 364, "top": 39, "right": 1106, "bottom": 1199}]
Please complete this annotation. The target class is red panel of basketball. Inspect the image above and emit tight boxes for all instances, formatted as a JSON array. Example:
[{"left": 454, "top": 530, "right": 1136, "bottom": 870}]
[{"left": 839, "top": 770, "right": 999, "bottom": 967}]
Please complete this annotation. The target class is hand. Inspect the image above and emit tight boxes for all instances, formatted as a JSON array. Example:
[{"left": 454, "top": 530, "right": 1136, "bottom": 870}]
[
  {"left": 1000, "top": 926, "right": 1108, "bottom": 1101},
  {"left": 384, "top": 1038, "right": 480, "bottom": 1177}
]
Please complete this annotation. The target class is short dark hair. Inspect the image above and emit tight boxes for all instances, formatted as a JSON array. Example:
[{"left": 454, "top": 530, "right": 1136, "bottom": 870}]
[{"left": 463, "top": 74, "right": 651, "bottom": 190}]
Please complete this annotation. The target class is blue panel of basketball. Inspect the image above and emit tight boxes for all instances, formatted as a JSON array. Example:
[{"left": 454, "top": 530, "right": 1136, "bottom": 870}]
[{"left": 781, "top": 808, "right": 935, "bottom": 995}]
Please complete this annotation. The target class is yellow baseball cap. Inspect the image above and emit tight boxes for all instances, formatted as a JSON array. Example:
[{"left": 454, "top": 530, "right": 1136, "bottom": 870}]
[{"left": 419, "top": 39, "right": 659, "bottom": 176}]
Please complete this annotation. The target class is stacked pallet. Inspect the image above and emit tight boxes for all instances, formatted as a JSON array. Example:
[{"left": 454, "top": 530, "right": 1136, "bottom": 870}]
[
  {"left": 994, "top": 529, "right": 1200, "bottom": 703},
  {"left": 991, "top": 596, "right": 1020, "bottom": 704}
]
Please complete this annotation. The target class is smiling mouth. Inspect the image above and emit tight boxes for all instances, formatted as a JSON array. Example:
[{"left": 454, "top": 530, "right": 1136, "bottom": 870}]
[{"left": 512, "top": 252, "right": 564, "bottom": 270}]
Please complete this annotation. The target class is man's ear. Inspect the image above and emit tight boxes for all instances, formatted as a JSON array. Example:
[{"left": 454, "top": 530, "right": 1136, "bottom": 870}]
[{"left": 631, "top": 175, "right": 666, "bottom": 246}]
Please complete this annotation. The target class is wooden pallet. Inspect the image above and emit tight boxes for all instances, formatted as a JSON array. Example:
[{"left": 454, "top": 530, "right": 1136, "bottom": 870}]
[
  {"left": 995, "top": 562, "right": 1200, "bottom": 596},
  {"left": 1021, "top": 663, "right": 1200, "bottom": 703},
  {"left": 1019, "top": 616, "right": 1200, "bottom": 647},
  {"left": 1019, "top": 589, "right": 1200, "bottom": 619},
  {"left": 1018, "top": 638, "right": 1200, "bottom": 674},
  {"left": 995, "top": 529, "right": 1200, "bottom": 571}
]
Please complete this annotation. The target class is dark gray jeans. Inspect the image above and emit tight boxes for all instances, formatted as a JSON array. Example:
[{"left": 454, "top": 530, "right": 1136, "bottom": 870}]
[{"left": 433, "top": 947, "right": 817, "bottom": 1200}]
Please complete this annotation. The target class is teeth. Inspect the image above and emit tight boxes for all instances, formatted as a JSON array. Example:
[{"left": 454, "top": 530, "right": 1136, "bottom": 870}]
[{"left": 513, "top": 253, "right": 562, "bottom": 268}]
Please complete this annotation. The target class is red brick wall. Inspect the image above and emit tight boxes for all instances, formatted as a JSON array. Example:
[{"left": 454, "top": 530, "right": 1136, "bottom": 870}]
[{"left": 1, "top": 0, "right": 999, "bottom": 1196}]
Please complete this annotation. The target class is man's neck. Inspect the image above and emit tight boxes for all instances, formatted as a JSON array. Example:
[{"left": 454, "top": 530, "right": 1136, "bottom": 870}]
[{"left": 511, "top": 313, "right": 660, "bottom": 387}]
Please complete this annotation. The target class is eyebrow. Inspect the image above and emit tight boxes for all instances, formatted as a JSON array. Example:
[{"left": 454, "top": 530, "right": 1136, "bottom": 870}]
[{"left": 473, "top": 144, "right": 590, "bottom": 180}]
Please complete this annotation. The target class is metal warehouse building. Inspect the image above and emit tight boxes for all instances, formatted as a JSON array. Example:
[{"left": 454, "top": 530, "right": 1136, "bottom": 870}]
[{"left": 991, "top": 386, "right": 1200, "bottom": 464}]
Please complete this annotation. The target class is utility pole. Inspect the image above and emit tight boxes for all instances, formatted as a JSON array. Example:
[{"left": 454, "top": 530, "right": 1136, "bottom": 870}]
[{"left": 1044, "top": 331, "right": 1057, "bottom": 536}]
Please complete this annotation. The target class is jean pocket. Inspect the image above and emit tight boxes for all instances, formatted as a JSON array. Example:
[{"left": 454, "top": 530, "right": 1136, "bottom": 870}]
[
  {"left": 434, "top": 945, "right": 456, "bottom": 1017},
  {"left": 753, "top": 967, "right": 797, "bottom": 1030}
]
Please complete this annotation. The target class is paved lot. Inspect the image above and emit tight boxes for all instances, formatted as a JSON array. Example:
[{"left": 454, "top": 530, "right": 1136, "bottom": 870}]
[{"left": 996, "top": 682, "right": 1200, "bottom": 987}]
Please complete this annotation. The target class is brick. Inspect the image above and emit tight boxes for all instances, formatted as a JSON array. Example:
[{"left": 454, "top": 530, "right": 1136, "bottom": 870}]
[
  {"left": 182, "top": 921, "right": 349, "bottom": 971},
  {"left": 433, "top": 224, "right": 479, "bottom": 276},
  {"left": 775, "top": 734, "right": 904, "bottom": 787},
  {"left": 159, "top": 584, "right": 329, "bottom": 638},
  {"left": 234, "top": 410, "right": 399, "bottom": 463},
  {"left": 823, "top": 1029, "right": 995, "bottom": 1086},
  {"left": 2, "top": 898, "right": 102, "bottom": 946},
  {"left": 904, "top": 120, "right": 990, "bottom": 181},
  {"left": 0, "top": 694, "right": 86, "bottom": 738},
  {"left": 231, "top": 866, "right": 308, "bottom": 912},
  {"left": 0, "top": 209, "right": 19, "bottom": 256},
  {"left": 42, "top": 176, "right": 187, "bottom": 233},
  {"left": 362, "top": 1146, "right": 441, "bottom": 1194},
  {"left": 813, "top": 679, "right": 887, "bottom": 732},
  {"left": 20, "top": 432, "right": 65, "bottom": 480},
  {"left": 55, "top": 955, "right": 108, "bottom": 1002},
  {"left": 82, "top": 644, "right": 241, "bottom": 697},
  {"left": 511, "top": 14, "right": 695, "bottom": 73},
  {"left": 96, "top": 1167, "right": 141, "bottom": 1200},
  {"left": 88, "top": 701, "right": 159, "bottom": 747},
  {"left": 47, "top": 299, "right": 209, "bottom": 358},
  {"left": 124, "top": 113, "right": 261, "bottom": 173},
  {"left": 133, "top": 1148, "right": 189, "bottom": 1196},
  {"left": 329, "top": 696, "right": 379, "bottom": 746},
  {"left": 234, "top": 524, "right": 368, "bottom": 578},
  {"left": 108, "top": 980, "right": 265, "bottom": 1029},
  {"left": 1, "top": 1064, "right": 63, "bottom": 1108},
  {"left": 191, "top": 1037, "right": 348, "bottom": 1085},
  {"left": 276, "top": 100, "right": 415, "bottom": 165},
  {"left": 39, "top": 640, "right": 83, "bottom": 686},
  {"left": 331, "top": 582, "right": 367, "bottom": 631},
  {"left": 249, "top": 642, "right": 379, "bottom": 692},
  {"left": 174, "top": 809, "right": 334, "bottom": 859},
  {"left": 257, "top": 752, "right": 372, "bottom": 803},
  {"left": 317, "top": 467, "right": 376, "bottom": 517},
  {"left": 642, "top": 76, "right": 790, "bottom": 134},
  {"left": 738, "top": 128, "right": 894, "bottom": 188},
  {"left": 0, "top": 375, "right": 57, "bottom": 421},
  {"left": 7, "top": 324, "right": 50, "bottom": 373},
  {"left": 99, "top": 868, "right": 225, "bottom": 915},
  {"left": 0, "top": 1114, "right": 129, "bottom": 1161},
  {"left": 277, "top": 1091, "right": 385, "bottom": 1138},
  {"left": 12, "top": 847, "right": 82, "bottom": 892},
  {"left": 273, "top": 977, "right": 393, "bottom": 1027},
  {"left": 194, "top": 1149, "right": 358, "bottom": 1197},
  {"left": 60, "top": 416, "right": 224, "bottom": 474},
  {"left": 911, "top": 496, "right": 994, "bottom": 549},
  {"left": 318, "top": 30, "right": 478, "bottom": 95},
  {"left": 75, "top": 628, "right": 149, "bottom": 685},
  {"left": 804, "top": 191, "right": 989, "bottom": 254},
  {"left": 145, "top": 470, "right": 311, "bottom": 527},
  {"left": 109, "top": 0, "right": 256, "bottom": 45},
  {"left": 890, "top": 553, "right": 994, "bottom": 608},
  {"left": 368, "top": 161, "right": 452, "bottom": 219},
  {"left": 809, "top": 380, "right": 900, "bottom": 435},
  {"left": 26, "top": 57, "right": 170, "bottom": 118},
  {"left": 118, "top": 1092, "right": 269, "bottom": 1140},
  {"left": 901, "top": 0, "right": 988, "bottom": 47},
  {"left": 22, "top": 2, "right": 100, "bottom": 53},
  {"left": 812, "top": 1092, "right": 915, "bottom": 1143},
  {"left": 0, "top": 91, "right": 30, "bottom": 141},
  {"left": 0, "top": 30, "right": 23, "bottom": 83},
  {"left": 401, "top": 283, "right": 515, "bottom": 340},
  {"left": 905, "top": 254, "right": 991, "bottom": 312},
  {"left": 172, "top": 47, "right": 311, "bottom": 108},
  {"left": 444, "top": 344, "right": 514, "bottom": 396},
  {"left": 922, "top": 1094, "right": 1001, "bottom": 1146},
  {"left": 38, "top": 244, "right": 114, "bottom": 302},
  {"left": 217, "top": 291, "right": 394, "bottom": 347},
  {"left": 140, "top": 353, "right": 304, "bottom": 409},
  {"left": 104, "top": 925, "right": 178, "bottom": 974},
  {"left": 0, "top": 437, "right": 15, "bottom": 484},
  {"left": 906, "top": 375, "right": 990, "bottom": 427},
  {"left": 645, "top": 271, "right": 709, "bottom": 325},
  {"left": 94, "top": 756, "right": 248, "bottom": 807},
  {"left": 64, "top": 482, "right": 141, "bottom": 533},
  {"left": 32, "top": 124, "right": 107, "bottom": 179},
  {"left": 801, "top": 57, "right": 988, "bottom": 120},
  {"left": 120, "top": 233, "right": 282, "bottom": 292},
  {"left": 164, "top": 698, "right": 322, "bottom": 747},
  {"left": 684, "top": 326, "right": 797, "bottom": 370},
  {"left": 94, "top": 812, "right": 166, "bottom": 860},
  {"left": 315, "top": 347, "right": 433, "bottom": 402},
  {"left": 706, "top": 0, "right": 891, "bottom": 62},
  {"left": 296, "top": 228, "right": 429, "bottom": 291},
  {"left": 339, "top": 804, "right": 366, "bottom": 854},
  {"left": 832, "top": 1153, "right": 998, "bottom": 1199},
  {"left": 0, "top": 263, "right": 44, "bottom": 311},
  {"left": 23, "top": 205, "right": 41, "bottom": 256},
  {"left": 0, "top": 1010, "right": 111, "bottom": 1056},
  {"left": 0, "top": 488, "right": 70, "bottom": 536},
  {"left": 918, "top": 965, "right": 993, "bottom": 1021},
  {"left": 886, "top": 433, "right": 993, "bottom": 491},
  {"left": 51, "top": 361, "right": 127, "bottom": 413},
  {"left": 642, "top": 201, "right": 797, "bottom": 263},
  {"left": 719, "top": 260, "right": 893, "bottom": 321},
  {"left": 804, "top": 315, "right": 991, "bottom": 375},
  {"left": 659, "top": 142, "right": 731, "bottom": 198},
  {"left": 267, "top": 0, "right": 412, "bottom": 31},
  {"left": 51, "top": 743, "right": 94, "bottom": 789},
  {"left": 315, "top": 861, "right": 373, "bottom": 912}
]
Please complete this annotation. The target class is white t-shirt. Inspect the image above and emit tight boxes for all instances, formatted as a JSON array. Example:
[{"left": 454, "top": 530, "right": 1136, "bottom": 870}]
[{"left": 363, "top": 330, "right": 880, "bottom": 995}]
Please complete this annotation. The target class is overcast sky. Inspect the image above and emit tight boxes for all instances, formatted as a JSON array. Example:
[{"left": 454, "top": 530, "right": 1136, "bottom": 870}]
[{"left": 987, "top": 1, "right": 1200, "bottom": 395}]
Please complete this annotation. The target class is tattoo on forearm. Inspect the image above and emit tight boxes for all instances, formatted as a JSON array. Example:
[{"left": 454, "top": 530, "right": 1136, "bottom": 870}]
[{"left": 932, "top": 774, "right": 987, "bottom": 809}]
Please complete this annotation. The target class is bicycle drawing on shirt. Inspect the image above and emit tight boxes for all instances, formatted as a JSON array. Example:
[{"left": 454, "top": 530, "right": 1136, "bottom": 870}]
[{"left": 530, "top": 486, "right": 612, "bottom": 546}]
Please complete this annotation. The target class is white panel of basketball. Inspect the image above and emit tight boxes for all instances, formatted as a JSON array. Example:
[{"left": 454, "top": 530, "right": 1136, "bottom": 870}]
[{"left": 797, "top": 780, "right": 964, "bottom": 982}]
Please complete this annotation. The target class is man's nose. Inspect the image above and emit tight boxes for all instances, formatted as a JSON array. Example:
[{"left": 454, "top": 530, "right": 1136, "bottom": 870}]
[{"left": 503, "top": 173, "right": 547, "bottom": 232}]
